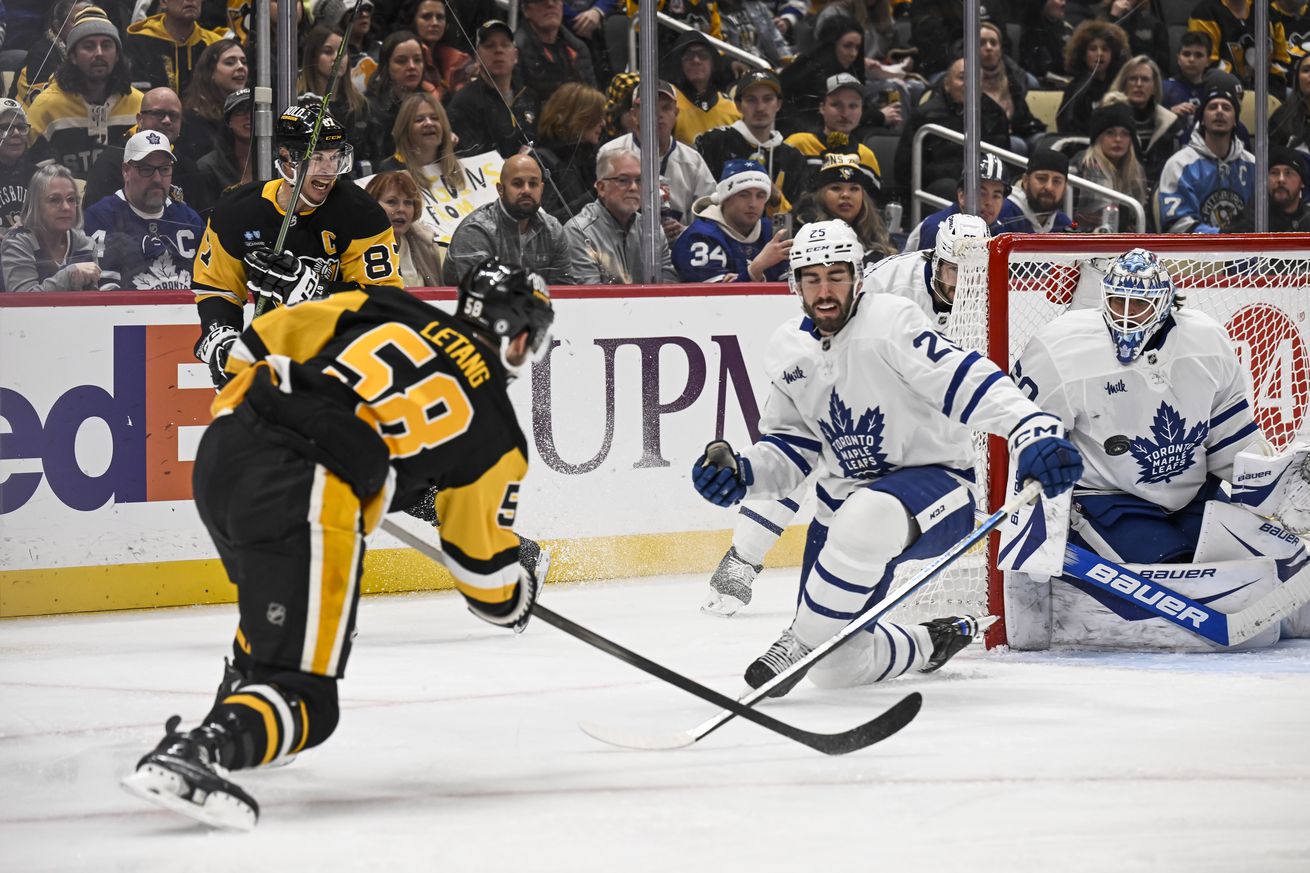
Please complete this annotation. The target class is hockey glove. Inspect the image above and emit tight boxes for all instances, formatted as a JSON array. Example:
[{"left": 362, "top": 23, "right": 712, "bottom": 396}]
[
  {"left": 194, "top": 323, "right": 241, "bottom": 389},
  {"left": 692, "top": 440, "right": 753, "bottom": 507},
  {"left": 467, "top": 553, "right": 547, "bottom": 634},
  {"left": 1016, "top": 436, "right": 1084, "bottom": 498},
  {"left": 244, "top": 248, "right": 323, "bottom": 307}
]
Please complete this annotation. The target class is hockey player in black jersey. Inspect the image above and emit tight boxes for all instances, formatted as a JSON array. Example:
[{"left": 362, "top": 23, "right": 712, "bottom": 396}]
[
  {"left": 193, "top": 96, "right": 401, "bottom": 389},
  {"left": 121, "top": 258, "right": 554, "bottom": 830}
]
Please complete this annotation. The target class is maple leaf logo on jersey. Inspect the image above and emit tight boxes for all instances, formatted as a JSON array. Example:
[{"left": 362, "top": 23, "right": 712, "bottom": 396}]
[
  {"left": 818, "top": 389, "right": 889, "bottom": 479},
  {"left": 1126, "top": 402, "right": 1209, "bottom": 485}
]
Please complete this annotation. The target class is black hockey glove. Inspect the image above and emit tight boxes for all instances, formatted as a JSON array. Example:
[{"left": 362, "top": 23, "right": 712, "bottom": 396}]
[
  {"left": 243, "top": 247, "right": 323, "bottom": 308},
  {"left": 194, "top": 323, "right": 241, "bottom": 389},
  {"left": 692, "top": 440, "right": 753, "bottom": 507}
]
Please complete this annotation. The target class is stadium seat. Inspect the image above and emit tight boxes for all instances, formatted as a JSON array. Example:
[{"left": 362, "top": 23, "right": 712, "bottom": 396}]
[
  {"left": 1026, "top": 90, "right": 1064, "bottom": 131},
  {"left": 1241, "top": 90, "right": 1283, "bottom": 131}
]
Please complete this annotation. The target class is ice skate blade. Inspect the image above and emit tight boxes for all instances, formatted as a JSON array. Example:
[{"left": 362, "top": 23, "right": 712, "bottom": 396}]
[
  {"left": 121, "top": 765, "right": 257, "bottom": 832},
  {"left": 700, "top": 591, "right": 746, "bottom": 617}
]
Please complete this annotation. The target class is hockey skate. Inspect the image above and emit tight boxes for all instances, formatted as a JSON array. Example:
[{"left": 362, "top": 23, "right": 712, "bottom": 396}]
[
  {"left": 700, "top": 547, "right": 762, "bottom": 617},
  {"left": 121, "top": 715, "right": 259, "bottom": 831},
  {"left": 744, "top": 627, "right": 814, "bottom": 697},
  {"left": 920, "top": 615, "right": 997, "bottom": 673}
]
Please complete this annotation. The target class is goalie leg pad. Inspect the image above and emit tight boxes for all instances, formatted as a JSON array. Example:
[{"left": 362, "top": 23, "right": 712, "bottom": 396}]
[{"left": 1003, "top": 571, "right": 1053, "bottom": 651}]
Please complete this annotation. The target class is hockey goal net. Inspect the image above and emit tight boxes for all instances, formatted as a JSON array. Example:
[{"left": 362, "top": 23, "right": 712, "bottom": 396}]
[{"left": 882, "top": 233, "right": 1310, "bottom": 647}]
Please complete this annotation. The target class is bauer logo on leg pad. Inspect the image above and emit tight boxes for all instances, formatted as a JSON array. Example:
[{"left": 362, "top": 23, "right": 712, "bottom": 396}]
[{"left": 1071, "top": 552, "right": 1214, "bottom": 631}]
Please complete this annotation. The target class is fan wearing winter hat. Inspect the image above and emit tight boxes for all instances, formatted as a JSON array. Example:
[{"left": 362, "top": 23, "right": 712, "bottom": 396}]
[
  {"left": 1230, "top": 146, "right": 1310, "bottom": 233},
  {"left": 27, "top": 5, "right": 144, "bottom": 179},
  {"left": 996, "top": 148, "right": 1074, "bottom": 234},
  {"left": 1072, "top": 99, "right": 1149, "bottom": 232},
  {"left": 1156, "top": 82, "right": 1255, "bottom": 234},
  {"left": 672, "top": 159, "right": 793, "bottom": 283}
]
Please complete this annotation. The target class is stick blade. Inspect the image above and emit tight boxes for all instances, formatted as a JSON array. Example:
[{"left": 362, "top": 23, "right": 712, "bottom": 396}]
[
  {"left": 577, "top": 719, "right": 696, "bottom": 750},
  {"left": 815, "top": 691, "right": 922, "bottom": 755}
]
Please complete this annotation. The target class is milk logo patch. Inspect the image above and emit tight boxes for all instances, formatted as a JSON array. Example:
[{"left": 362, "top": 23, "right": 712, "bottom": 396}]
[
  {"left": 818, "top": 389, "right": 889, "bottom": 478},
  {"left": 1127, "top": 401, "right": 1209, "bottom": 484}
]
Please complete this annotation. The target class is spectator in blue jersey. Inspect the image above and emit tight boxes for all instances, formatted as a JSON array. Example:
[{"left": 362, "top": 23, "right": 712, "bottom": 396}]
[
  {"left": 0, "top": 99, "right": 38, "bottom": 233},
  {"left": 672, "top": 159, "right": 792, "bottom": 283},
  {"left": 996, "top": 148, "right": 1074, "bottom": 234},
  {"left": 84, "top": 130, "right": 204, "bottom": 289},
  {"left": 1156, "top": 82, "right": 1255, "bottom": 234},
  {"left": 903, "top": 154, "right": 1009, "bottom": 252}
]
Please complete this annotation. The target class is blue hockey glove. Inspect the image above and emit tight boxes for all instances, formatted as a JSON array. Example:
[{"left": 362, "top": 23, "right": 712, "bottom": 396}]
[
  {"left": 692, "top": 440, "right": 753, "bottom": 507},
  {"left": 1016, "top": 436, "right": 1084, "bottom": 498}
]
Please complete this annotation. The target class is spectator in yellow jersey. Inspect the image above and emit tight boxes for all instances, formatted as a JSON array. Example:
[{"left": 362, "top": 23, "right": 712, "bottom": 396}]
[
  {"left": 124, "top": 0, "right": 225, "bottom": 94},
  {"left": 785, "top": 74, "right": 882, "bottom": 193},
  {"left": 26, "top": 6, "right": 143, "bottom": 179},
  {"left": 668, "top": 31, "right": 740, "bottom": 146}
]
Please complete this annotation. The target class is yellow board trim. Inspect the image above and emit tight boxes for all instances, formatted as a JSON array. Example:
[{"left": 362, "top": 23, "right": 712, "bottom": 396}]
[
  {"left": 224, "top": 692, "right": 280, "bottom": 766},
  {"left": 0, "top": 527, "right": 806, "bottom": 618}
]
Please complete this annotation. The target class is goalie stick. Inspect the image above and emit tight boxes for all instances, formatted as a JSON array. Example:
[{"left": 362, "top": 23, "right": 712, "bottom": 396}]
[
  {"left": 1059, "top": 540, "right": 1310, "bottom": 647},
  {"left": 579, "top": 479, "right": 1045, "bottom": 752},
  {"left": 378, "top": 518, "right": 922, "bottom": 755}
]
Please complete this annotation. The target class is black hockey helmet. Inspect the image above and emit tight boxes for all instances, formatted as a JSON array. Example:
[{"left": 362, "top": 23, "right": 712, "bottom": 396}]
[
  {"left": 275, "top": 94, "right": 352, "bottom": 173},
  {"left": 456, "top": 258, "right": 555, "bottom": 374}
]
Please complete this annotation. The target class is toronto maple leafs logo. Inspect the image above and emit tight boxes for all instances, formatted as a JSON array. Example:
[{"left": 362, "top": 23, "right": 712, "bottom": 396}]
[
  {"left": 1127, "top": 402, "right": 1209, "bottom": 485},
  {"left": 817, "top": 390, "right": 889, "bottom": 479}
]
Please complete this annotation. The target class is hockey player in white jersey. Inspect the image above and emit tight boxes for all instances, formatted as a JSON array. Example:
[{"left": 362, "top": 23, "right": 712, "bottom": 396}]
[
  {"left": 699, "top": 213, "right": 991, "bottom": 616},
  {"left": 692, "top": 220, "right": 1083, "bottom": 695},
  {"left": 1003, "top": 248, "right": 1310, "bottom": 650}
]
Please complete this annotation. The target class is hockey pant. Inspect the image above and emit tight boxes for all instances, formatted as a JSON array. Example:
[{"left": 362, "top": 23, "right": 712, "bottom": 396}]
[
  {"left": 793, "top": 466, "right": 976, "bottom": 687},
  {"left": 193, "top": 413, "right": 382, "bottom": 770}
]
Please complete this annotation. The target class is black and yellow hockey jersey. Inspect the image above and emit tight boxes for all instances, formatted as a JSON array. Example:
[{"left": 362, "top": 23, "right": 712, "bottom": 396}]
[
  {"left": 216, "top": 283, "right": 529, "bottom": 610},
  {"left": 193, "top": 178, "right": 402, "bottom": 331},
  {"left": 26, "top": 81, "right": 143, "bottom": 178},
  {"left": 125, "top": 14, "right": 226, "bottom": 94},
  {"left": 1189, "top": 0, "right": 1294, "bottom": 85}
]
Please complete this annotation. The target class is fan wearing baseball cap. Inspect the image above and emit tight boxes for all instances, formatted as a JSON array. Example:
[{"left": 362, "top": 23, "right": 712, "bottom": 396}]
[
  {"left": 445, "top": 20, "right": 542, "bottom": 157},
  {"left": 26, "top": 6, "right": 144, "bottom": 179},
  {"left": 695, "top": 70, "right": 809, "bottom": 216},
  {"left": 0, "top": 99, "right": 38, "bottom": 231},
  {"left": 672, "top": 159, "right": 793, "bottom": 283},
  {"left": 83, "top": 129, "right": 206, "bottom": 290},
  {"left": 783, "top": 74, "right": 883, "bottom": 192}
]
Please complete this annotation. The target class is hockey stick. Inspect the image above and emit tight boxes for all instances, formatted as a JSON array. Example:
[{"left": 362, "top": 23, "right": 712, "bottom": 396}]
[
  {"left": 1059, "top": 540, "right": 1310, "bottom": 646},
  {"left": 379, "top": 517, "right": 922, "bottom": 755},
  {"left": 580, "top": 479, "right": 1045, "bottom": 752},
  {"left": 252, "top": 0, "right": 364, "bottom": 317}
]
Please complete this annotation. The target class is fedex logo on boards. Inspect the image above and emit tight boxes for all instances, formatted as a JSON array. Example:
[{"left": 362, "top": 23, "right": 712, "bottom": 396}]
[{"left": 0, "top": 324, "right": 213, "bottom": 514}]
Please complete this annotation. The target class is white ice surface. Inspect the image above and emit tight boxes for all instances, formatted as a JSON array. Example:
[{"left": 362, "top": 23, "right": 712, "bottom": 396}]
[{"left": 2, "top": 570, "right": 1309, "bottom": 872}]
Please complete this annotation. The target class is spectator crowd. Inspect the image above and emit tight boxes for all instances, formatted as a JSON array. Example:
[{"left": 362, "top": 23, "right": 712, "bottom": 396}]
[{"left": 0, "top": 0, "right": 1307, "bottom": 292}]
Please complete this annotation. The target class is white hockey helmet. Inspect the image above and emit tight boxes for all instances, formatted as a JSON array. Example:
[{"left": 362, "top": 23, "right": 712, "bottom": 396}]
[
  {"left": 787, "top": 219, "right": 865, "bottom": 298},
  {"left": 930, "top": 213, "right": 990, "bottom": 307},
  {"left": 1101, "top": 247, "right": 1175, "bottom": 364}
]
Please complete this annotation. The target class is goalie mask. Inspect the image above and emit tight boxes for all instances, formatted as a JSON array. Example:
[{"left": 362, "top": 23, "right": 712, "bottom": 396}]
[
  {"left": 275, "top": 96, "right": 353, "bottom": 208},
  {"left": 456, "top": 257, "right": 555, "bottom": 379},
  {"left": 930, "top": 212, "right": 989, "bottom": 309},
  {"left": 1101, "top": 248, "right": 1175, "bottom": 364}
]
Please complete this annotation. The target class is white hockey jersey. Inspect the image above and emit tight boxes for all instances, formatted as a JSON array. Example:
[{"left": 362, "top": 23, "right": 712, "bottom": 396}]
[
  {"left": 1012, "top": 308, "right": 1262, "bottom": 511},
  {"left": 744, "top": 293, "right": 1049, "bottom": 514},
  {"left": 861, "top": 250, "right": 947, "bottom": 326}
]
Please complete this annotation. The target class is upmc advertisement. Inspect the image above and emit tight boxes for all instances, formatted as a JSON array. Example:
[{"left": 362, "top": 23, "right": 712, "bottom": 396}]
[{"left": 0, "top": 288, "right": 801, "bottom": 616}]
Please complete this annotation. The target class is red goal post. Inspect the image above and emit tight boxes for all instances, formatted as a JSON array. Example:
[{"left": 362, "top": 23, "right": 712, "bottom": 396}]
[{"left": 892, "top": 233, "right": 1310, "bottom": 648}]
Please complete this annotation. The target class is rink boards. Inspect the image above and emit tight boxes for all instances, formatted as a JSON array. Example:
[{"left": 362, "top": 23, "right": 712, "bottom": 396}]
[{"left": 0, "top": 285, "right": 808, "bottom": 617}]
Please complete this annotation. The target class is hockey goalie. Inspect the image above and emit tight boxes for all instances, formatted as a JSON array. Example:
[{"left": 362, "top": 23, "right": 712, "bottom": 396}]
[{"left": 1000, "top": 247, "right": 1310, "bottom": 652}]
